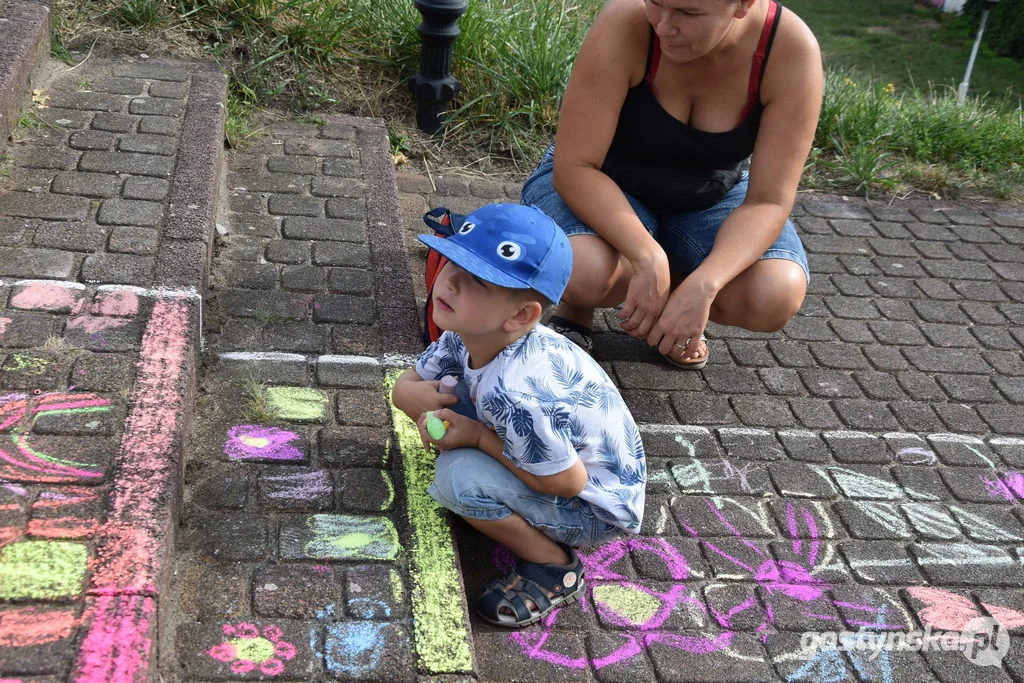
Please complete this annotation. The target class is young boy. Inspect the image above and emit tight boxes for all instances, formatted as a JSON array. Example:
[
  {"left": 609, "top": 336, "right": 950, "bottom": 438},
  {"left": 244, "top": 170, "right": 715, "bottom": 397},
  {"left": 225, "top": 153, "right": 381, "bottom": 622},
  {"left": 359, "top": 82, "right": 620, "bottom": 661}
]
[{"left": 391, "top": 202, "right": 646, "bottom": 628}]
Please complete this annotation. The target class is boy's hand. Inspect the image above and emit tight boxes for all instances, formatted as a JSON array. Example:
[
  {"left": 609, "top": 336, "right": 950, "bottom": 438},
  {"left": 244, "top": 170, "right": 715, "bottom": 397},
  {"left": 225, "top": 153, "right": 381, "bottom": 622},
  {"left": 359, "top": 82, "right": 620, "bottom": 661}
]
[
  {"left": 403, "top": 379, "right": 459, "bottom": 419},
  {"left": 417, "top": 408, "right": 484, "bottom": 452}
]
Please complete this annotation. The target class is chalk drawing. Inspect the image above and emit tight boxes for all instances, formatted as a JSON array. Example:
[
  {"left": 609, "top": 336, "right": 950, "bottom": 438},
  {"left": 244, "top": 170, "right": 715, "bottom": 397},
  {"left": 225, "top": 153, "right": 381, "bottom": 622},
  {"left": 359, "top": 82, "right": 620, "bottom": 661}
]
[
  {"left": 10, "top": 281, "right": 84, "bottom": 312},
  {"left": 265, "top": 387, "right": 328, "bottom": 421},
  {"left": 901, "top": 503, "right": 960, "bottom": 539},
  {"left": 5, "top": 354, "right": 51, "bottom": 375},
  {"left": 908, "top": 587, "right": 1024, "bottom": 635},
  {"left": 982, "top": 472, "right": 1024, "bottom": 502},
  {"left": 384, "top": 369, "right": 473, "bottom": 674},
  {"left": 303, "top": 514, "right": 400, "bottom": 560},
  {"left": 323, "top": 622, "right": 393, "bottom": 678},
  {"left": 73, "top": 298, "right": 192, "bottom": 681},
  {"left": 0, "top": 540, "right": 88, "bottom": 599},
  {"left": 827, "top": 467, "right": 906, "bottom": 500},
  {"left": 672, "top": 458, "right": 763, "bottom": 494},
  {"left": 92, "top": 289, "right": 140, "bottom": 317},
  {"left": 224, "top": 425, "right": 303, "bottom": 461},
  {"left": 948, "top": 505, "right": 1024, "bottom": 542},
  {"left": 66, "top": 315, "right": 131, "bottom": 334},
  {"left": 207, "top": 622, "right": 297, "bottom": 676},
  {"left": 914, "top": 543, "right": 1016, "bottom": 568},
  {"left": 0, "top": 606, "right": 79, "bottom": 647},
  {"left": 0, "top": 391, "right": 112, "bottom": 482},
  {"left": 263, "top": 470, "right": 332, "bottom": 500}
]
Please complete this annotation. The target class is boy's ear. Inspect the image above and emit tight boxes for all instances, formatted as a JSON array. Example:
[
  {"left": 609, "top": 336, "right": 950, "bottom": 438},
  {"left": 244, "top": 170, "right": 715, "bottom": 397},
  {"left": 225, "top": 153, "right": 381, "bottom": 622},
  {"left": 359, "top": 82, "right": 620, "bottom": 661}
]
[{"left": 504, "top": 300, "right": 543, "bottom": 332}]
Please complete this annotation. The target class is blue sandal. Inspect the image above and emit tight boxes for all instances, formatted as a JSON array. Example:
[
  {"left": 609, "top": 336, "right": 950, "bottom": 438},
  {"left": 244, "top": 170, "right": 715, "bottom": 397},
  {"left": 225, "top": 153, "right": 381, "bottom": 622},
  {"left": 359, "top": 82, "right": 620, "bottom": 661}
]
[{"left": 476, "top": 545, "right": 586, "bottom": 628}]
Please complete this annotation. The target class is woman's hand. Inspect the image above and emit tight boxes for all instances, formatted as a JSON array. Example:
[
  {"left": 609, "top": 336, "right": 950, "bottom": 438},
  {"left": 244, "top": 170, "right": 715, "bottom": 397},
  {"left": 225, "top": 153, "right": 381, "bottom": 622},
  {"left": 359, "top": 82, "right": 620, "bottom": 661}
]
[
  {"left": 418, "top": 409, "right": 485, "bottom": 452},
  {"left": 648, "top": 275, "right": 718, "bottom": 358},
  {"left": 618, "top": 249, "right": 671, "bottom": 339}
]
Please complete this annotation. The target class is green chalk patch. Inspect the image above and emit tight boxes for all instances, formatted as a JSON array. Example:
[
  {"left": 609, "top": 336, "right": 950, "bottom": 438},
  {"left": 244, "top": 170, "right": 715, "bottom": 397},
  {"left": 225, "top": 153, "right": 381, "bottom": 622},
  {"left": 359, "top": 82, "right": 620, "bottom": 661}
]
[
  {"left": 0, "top": 540, "right": 88, "bottom": 599},
  {"left": 384, "top": 370, "right": 473, "bottom": 674},
  {"left": 266, "top": 386, "right": 329, "bottom": 422},
  {"left": 592, "top": 584, "right": 661, "bottom": 625},
  {"left": 303, "top": 514, "right": 400, "bottom": 560}
]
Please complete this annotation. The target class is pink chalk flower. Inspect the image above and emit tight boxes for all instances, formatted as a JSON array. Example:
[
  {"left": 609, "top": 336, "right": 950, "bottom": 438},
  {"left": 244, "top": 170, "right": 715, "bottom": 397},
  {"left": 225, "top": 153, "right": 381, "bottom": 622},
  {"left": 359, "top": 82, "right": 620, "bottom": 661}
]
[
  {"left": 206, "top": 622, "right": 297, "bottom": 677},
  {"left": 224, "top": 425, "right": 303, "bottom": 461}
]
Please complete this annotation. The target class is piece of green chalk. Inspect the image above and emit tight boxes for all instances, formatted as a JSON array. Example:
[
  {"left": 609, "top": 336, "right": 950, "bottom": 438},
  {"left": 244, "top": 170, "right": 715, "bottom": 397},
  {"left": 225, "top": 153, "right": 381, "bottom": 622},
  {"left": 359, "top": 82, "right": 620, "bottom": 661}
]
[{"left": 425, "top": 411, "right": 448, "bottom": 440}]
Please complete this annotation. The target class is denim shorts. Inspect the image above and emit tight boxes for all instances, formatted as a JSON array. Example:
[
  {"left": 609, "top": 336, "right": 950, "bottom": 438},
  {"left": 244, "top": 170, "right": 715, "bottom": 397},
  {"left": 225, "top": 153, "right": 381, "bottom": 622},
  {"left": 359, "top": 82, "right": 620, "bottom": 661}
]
[
  {"left": 521, "top": 145, "right": 810, "bottom": 282},
  {"left": 428, "top": 447, "right": 620, "bottom": 547}
]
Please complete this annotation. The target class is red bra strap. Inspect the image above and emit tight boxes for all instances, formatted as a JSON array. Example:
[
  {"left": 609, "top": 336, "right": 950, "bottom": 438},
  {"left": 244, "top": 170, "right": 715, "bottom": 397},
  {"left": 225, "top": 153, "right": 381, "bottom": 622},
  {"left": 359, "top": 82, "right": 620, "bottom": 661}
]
[{"left": 738, "top": 0, "right": 781, "bottom": 123}]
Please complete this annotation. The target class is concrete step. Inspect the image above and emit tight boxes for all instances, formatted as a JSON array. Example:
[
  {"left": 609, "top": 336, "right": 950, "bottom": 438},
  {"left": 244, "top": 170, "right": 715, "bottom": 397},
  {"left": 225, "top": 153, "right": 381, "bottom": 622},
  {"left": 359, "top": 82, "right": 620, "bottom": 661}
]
[
  {"left": 0, "top": 0, "right": 52, "bottom": 154},
  {"left": 0, "top": 46, "right": 226, "bottom": 679}
]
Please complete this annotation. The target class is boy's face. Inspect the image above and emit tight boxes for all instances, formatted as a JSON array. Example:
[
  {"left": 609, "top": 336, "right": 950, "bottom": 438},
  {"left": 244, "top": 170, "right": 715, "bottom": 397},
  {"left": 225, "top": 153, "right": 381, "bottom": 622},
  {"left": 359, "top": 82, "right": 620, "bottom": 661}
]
[{"left": 431, "top": 261, "right": 526, "bottom": 337}]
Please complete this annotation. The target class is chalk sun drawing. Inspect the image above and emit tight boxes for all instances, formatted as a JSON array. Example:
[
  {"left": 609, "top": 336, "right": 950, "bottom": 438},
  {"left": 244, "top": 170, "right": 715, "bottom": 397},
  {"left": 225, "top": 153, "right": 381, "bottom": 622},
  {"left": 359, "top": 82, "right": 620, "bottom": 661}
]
[
  {"left": 224, "top": 425, "right": 303, "bottom": 461},
  {"left": 207, "top": 622, "right": 297, "bottom": 676},
  {"left": 0, "top": 391, "right": 113, "bottom": 482}
]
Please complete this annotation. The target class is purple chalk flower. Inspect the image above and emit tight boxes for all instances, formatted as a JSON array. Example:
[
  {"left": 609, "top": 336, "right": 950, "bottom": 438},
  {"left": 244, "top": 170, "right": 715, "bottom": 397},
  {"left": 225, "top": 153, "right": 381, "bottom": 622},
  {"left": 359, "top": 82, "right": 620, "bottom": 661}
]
[{"left": 224, "top": 425, "right": 303, "bottom": 461}]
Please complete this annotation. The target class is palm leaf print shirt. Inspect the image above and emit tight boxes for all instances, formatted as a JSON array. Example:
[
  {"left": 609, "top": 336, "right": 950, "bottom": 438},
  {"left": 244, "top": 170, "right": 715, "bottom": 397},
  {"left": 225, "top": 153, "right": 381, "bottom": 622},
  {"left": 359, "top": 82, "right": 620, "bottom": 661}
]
[{"left": 416, "top": 323, "right": 647, "bottom": 533}]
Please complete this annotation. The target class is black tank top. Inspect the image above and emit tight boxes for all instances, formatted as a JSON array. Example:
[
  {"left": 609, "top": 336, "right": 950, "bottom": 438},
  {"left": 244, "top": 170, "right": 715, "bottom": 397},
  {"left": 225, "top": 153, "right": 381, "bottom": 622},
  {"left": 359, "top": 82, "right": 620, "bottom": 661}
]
[{"left": 601, "top": 0, "right": 782, "bottom": 212}]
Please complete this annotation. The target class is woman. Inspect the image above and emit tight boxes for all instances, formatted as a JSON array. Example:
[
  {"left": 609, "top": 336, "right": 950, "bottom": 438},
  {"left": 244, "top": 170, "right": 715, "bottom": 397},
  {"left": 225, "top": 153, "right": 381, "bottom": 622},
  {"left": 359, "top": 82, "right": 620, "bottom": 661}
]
[{"left": 521, "top": 0, "right": 822, "bottom": 368}]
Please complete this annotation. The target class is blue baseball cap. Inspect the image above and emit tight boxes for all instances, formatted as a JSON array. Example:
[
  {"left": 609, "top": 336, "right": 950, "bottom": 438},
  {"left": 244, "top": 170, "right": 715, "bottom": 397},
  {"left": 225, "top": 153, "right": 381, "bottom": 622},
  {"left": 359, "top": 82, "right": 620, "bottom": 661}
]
[{"left": 418, "top": 203, "right": 572, "bottom": 304}]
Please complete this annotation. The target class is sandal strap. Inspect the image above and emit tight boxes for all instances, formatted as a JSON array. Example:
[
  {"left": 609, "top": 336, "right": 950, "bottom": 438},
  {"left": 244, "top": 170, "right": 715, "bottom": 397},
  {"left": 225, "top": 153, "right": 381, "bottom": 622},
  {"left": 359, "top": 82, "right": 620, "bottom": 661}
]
[{"left": 516, "top": 546, "right": 584, "bottom": 599}]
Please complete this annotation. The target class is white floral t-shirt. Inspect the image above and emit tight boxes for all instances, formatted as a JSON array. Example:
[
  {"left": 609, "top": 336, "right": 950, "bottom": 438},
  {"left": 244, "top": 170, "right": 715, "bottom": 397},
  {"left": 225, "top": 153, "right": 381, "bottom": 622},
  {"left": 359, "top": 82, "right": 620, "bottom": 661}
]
[{"left": 415, "top": 323, "right": 646, "bottom": 533}]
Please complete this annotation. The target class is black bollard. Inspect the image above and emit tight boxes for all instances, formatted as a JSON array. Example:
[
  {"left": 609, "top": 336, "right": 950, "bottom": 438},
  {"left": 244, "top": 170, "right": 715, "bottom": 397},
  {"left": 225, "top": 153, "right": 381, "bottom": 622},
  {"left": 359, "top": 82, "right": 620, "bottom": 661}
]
[{"left": 410, "top": 0, "right": 468, "bottom": 135}]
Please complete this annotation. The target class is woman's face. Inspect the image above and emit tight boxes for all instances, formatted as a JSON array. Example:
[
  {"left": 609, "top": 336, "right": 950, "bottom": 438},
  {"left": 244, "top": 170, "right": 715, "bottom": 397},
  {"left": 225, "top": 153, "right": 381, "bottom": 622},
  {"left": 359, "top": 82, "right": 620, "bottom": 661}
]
[{"left": 643, "top": 0, "right": 747, "bottom": 63}]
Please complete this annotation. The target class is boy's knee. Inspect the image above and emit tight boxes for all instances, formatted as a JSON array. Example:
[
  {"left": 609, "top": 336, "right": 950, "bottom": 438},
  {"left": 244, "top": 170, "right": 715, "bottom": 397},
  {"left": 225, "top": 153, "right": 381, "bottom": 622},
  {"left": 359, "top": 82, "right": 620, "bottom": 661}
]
[{"left": 431, "top": 447, "right": 490, "bottom": 500}]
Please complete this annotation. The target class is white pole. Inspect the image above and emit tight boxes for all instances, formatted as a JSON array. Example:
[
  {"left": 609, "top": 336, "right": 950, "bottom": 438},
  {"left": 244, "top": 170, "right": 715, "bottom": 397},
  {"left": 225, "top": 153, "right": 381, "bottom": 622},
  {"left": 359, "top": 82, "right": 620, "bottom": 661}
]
[{"left": 958, "top": 5, "right": 992, "bottom": 103}]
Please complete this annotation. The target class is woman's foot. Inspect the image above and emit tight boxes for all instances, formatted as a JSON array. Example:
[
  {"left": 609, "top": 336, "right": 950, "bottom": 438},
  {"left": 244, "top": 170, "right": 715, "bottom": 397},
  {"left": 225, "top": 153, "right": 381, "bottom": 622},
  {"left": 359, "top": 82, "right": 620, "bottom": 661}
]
[
  {"left": 661, "top": 334, "right": 709, "bottom": 370},
  {"left": 547, "top": 315, "right": 594, "bottom": 354}
]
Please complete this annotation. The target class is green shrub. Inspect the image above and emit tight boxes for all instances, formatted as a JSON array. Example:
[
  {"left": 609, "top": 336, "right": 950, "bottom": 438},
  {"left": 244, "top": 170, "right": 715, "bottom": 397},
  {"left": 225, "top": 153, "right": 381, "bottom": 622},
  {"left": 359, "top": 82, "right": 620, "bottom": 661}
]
[{"left": 962, "top": 0, "right": 1024, "bottom": 60}]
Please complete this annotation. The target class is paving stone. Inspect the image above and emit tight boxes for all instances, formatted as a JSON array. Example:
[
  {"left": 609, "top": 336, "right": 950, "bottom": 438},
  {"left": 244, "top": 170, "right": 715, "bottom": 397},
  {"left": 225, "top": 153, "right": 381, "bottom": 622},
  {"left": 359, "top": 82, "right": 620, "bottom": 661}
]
[
  {"left": 282, "top": 217, "right": 365, "bottom": 242},
  {"left": 823, "top": 432, "right": 891, "bottom": 464},
  {"left": 717, "top": 428, "right": 785, "bottom": 461},
  {"left": 835, "top": 500, "right": 912, "bottom": 540},
  {"left": 215, "top": 289, "right": 308, "bottom": 320},
  {"left": 729, "top": 395, "right": 797, "bottom": 427},
  {"left": 798, "top": 369, "right": 862, "bottom": 398},
  {"left": 787, "top": 398, "right": 843, "bottom": 429},
  {"left": 0, "top": 605, "right": 82, "bottom": 674},
  {"left": 180, "top": 510, "right": 268, "bottom": 560},
  {"left": 119, "top": 133, "right": 176, "bottom": 156},
  {"left": 128, "top": 97, "right": 183, "bottom": 116},
  {"left": 827, "top": 465, "right": 905, "bottom": 501},
  {"left": 266, "top": 239, "right": 309, "bottom": 264},
  {"left": 175, "top": 619, "right": 317, "bottom": 680},
  {"left": 937, "top": 374, "right": 999, "bottom": 403},
  {"left": 334, "top": 389, "right": 387, "bottom": 427},
  {"left": 80, "top": 151, "right": 172, "bottom": 177},
  {"left": 0, "top": 311, "right": 60, "bottom": 347},
  {"left": 96, "top": 198, "right": 164, "bottom": 226},
  {"left": 901, "top": 502, "right": 962, "bottom": 540},
  {"left": 832, "top": 399, "right": 900, "bottom": 430},
  {"left": 977, "top": 405, "right": 1024, "bottom": 435},
  {"left": 191, "top": 466, "right": 251, "bottom": 509},
  {"left": 318, "top": 427, "right": 389, "bottom": 468},
  {"left": 912, "top": 299, "right": 970, "bottom": 324},
  {"left": 313, "top": 294, "right": 374, "bottom": 324},
  {"left": 32, "top": 222, "right": 107, "bottom": 252},
  {"left": 108, "top": 226, "right": 159, "bottom": 254},
  {"left": 891, "top": 466, "right": 951, "bottom": 502},
  {"left": 671, "top": 457, "right": 772, "bottom": 496},
  {"left": 933, "top": 403, "right": 989, "bottom": 434},
  {"left": 138, "top": 115, "right": 181, "bottom": 136},
  {"left": 325, "top": 197, "right": 365, "bottom": 219},
  {"left": 220, "top": 262, "right": 278, "bottom": 289},
  {"left": 948, "top": 503, "right": 1024, "bottom": 543},
  {"left": 51, "top": 171, "right": 123, "bottom": 198},
  {"left": 312, "top": 241, "right": 371, "bottom": 267},
  {"left": 890, "top": 401, "right": 945, "bottom": 432},
  {"left": 853, "top": 371, "right": 908, "bottom": 401},
  {"left": 775, "top": 429, "right": 831, "bottom": 463},
  {"left": 340, "top": 564, "right": 407, "bottom": 621},
  {"left": 262, "top": 322, "right": 328, "bottom": 353},
  {"left": 672, "top": 497, "right": 777, "bottom": 539},
  {"left": 91, "top": 112, "right": 137, "bottom": 132},
  {"left": 267, "top": 154, "right": 317, "bottom": 174},
  {"left": 326, "top": 267, "right": 372, "bottom": 295},
  {"left": 71, "top": 352, "right": 136, "bottom": 391},
  {"left": 259, "top": 468, "right": 334, "bottom": 510},
  {"left": 840, "top": 542, "right": 923, "bottom": 585},
  {"left": 0, "top": 192, "right": 90, "bottom": 221},
  {"left": 253, "top": 564, "right": 341, "bottom": 618},
  {"left": 895, "top": 372, "right": 948, "bottom": 401},
  {"left": 911, "top": 543, "right": 1024, "bottom": 587},
  {"left": 281, "top": 264, "right": 327, "bottom": 291},
  {"left": 279, "top": 513, "right": 399, "bottom": 560},
  {"left": 268, "top": 194, "right": 323, "bottom": 217},
  {"left": 766, "top": 462, "right": 836, "bottom": 498},
  {"left": 315, "top": 357, "right": 382, "bottom": 388}
]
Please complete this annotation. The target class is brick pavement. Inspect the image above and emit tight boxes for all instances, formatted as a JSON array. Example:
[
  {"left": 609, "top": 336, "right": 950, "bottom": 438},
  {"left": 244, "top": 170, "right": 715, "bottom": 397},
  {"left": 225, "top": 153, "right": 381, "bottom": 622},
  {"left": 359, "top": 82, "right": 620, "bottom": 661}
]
[{"left": 3, "top": 28, "right": 1024, "bottom": 683}]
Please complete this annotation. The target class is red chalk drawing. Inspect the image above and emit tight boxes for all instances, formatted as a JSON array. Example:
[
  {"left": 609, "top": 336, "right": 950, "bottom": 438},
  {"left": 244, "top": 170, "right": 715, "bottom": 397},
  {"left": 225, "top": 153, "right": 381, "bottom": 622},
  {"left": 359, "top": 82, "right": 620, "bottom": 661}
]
[
  {"left": 66, "top": 315, "right": 131, "bottom": 334},
  {"left": 92, "top": 289, "right": 140, "bottom": 317},
  {"left": 0, "top": 606, "right": 78, "bottom": 647},
  {"left": 72, "top": 298, "right": 192, "bottom": 682},
  {"left": 10, "top": 282, "right": 83, "bottom": 312},
  {"left": 207, "top": 622, "right": 297, "bottom": 675},
  {"left": 0, "top": 391, "right": 112, "bottom": 482},
  {"left": 907, "top": 587, "right": 1024, "bottom": 632}
]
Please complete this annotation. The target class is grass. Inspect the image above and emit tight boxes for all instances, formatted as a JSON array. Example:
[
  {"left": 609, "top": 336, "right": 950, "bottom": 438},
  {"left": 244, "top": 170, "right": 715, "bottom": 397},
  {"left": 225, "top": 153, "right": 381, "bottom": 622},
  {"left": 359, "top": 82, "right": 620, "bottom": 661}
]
[
  {"left": 51, "top": 0, "right": 1024, "bottom": 200},
  {"left": 240, "top": 378, "right": 279, "bottom": 423}
]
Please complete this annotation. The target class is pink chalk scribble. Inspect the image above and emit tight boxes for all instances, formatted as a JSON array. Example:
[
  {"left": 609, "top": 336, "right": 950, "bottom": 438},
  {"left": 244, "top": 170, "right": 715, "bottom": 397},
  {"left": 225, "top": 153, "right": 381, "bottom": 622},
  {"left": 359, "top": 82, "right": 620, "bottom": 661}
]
[
  {"left": 10, "top": 282, "right": 84, "bottom": 313},
  {"left": 92, "top": 289, "right": 140, "bottom": 317},
  {"left": 66, "top": 316, "right": 131, "bottom": 334},
  {"left": 507, "top": 500, "right": 908, "bottom": 671},
  {"left": 981, "top": 472, "right": 1024, "bottom": 502},
  {"left": 207, "top": 622, "right": 297, "bottom": 676},
  {"left": 224, "top": 426, "right": 303, "bottom": 461},
  {"left": 0, "top": 391, "right": 112, "bottom": 482},
  {"left": 908, "top": 586, "right": 1024, "bottom": 632}
]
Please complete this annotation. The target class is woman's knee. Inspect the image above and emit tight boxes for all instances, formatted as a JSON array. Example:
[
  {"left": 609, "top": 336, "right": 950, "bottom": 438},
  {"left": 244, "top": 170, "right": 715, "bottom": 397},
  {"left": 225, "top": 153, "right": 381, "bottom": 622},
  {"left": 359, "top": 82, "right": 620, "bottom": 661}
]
[
  {"left": 562, "top": 236, "right": 626, "bottom": 306},
  {"left": 713, "top": 260, "right": 806, "bottom": 331}
]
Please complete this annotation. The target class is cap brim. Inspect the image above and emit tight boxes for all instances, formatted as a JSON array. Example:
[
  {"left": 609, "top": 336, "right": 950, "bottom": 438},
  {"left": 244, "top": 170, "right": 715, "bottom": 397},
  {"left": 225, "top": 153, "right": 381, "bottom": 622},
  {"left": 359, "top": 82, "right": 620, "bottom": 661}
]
[{"left": 419, "top": 234, "right": 533, "bottom": 291}]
